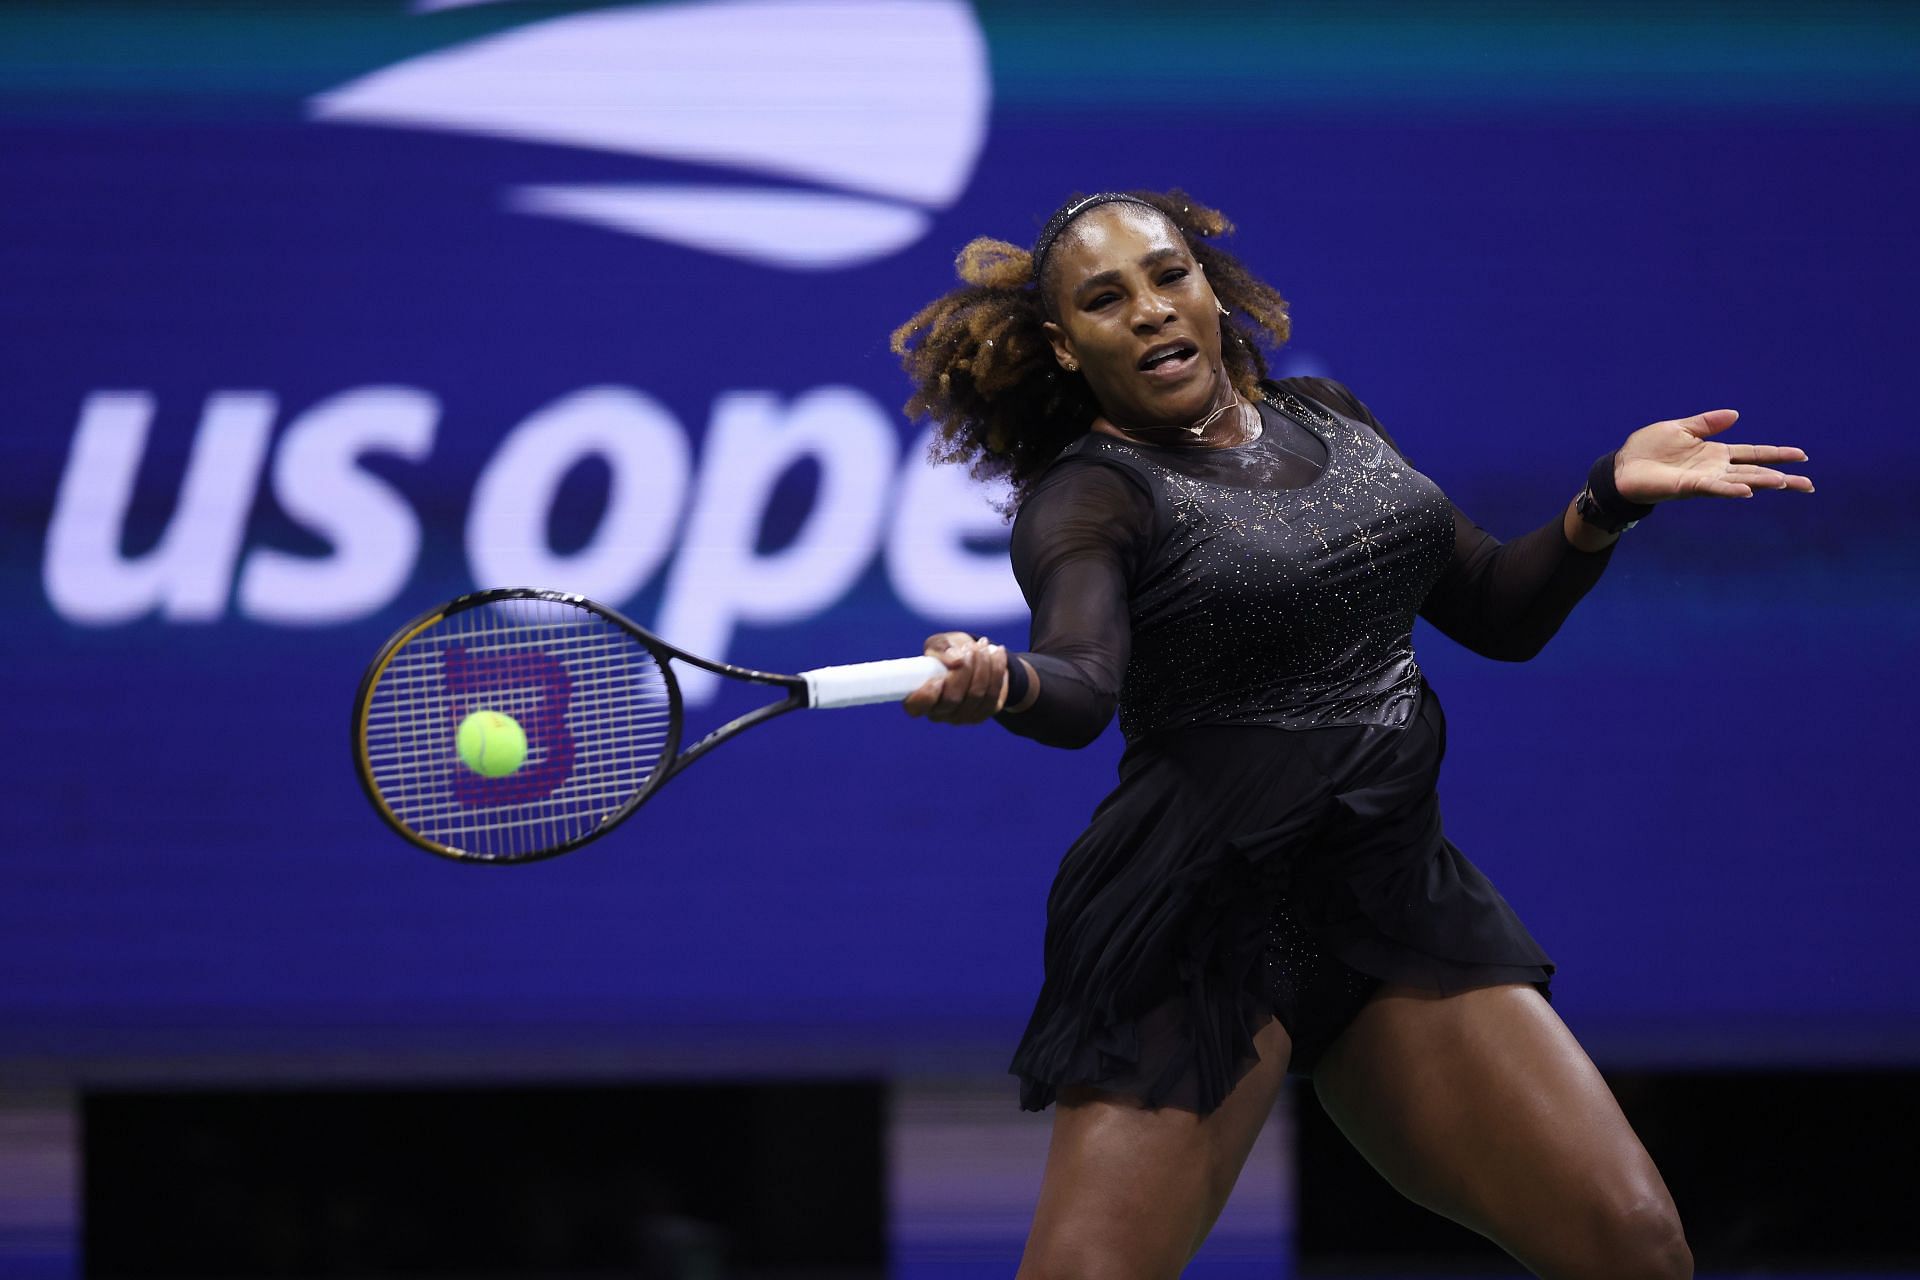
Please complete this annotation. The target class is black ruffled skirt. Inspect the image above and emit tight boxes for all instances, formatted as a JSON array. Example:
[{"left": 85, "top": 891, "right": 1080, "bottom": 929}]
[{"left": 1008, "top": 676, "right": 1552, "bottom": 1115}]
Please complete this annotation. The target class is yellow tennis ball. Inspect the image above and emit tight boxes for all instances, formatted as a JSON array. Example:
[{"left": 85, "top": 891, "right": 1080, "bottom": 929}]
[{"left": 456, "top": 710, "right": 527, "bottom": 777}]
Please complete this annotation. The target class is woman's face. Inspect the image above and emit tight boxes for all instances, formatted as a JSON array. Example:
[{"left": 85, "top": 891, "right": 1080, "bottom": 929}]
[{"left": 1042, "top": 203, "right": 1229, "bottom": 433}]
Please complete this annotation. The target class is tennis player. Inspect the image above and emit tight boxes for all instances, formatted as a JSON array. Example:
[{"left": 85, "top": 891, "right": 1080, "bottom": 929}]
[{"left": 890, "top": 190, "right": 1811, "bottom": 1280}]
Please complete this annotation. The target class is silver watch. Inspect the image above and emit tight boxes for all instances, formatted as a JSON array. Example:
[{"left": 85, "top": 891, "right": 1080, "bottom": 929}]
[{"left": 1574, "top": 484, "right": 1640, "bottom": 533}]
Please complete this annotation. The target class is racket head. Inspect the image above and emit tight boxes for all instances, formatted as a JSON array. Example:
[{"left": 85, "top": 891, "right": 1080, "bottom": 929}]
[{"left": 352, "top": 588, "right": 682, "bottom": 864}]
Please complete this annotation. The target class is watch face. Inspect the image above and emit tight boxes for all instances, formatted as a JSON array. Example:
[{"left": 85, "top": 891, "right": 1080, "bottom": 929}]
[{"left": 1576, "top": 487, "right": 1630, "bottom": 533}]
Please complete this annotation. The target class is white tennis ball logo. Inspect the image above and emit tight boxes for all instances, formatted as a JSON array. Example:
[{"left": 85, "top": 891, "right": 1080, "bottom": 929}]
[{"left": 456, "top": 710, "right": 528, "bottom": 777}]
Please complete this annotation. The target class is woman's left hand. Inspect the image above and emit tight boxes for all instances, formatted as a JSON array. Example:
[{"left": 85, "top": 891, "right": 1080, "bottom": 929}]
[{"left": 1615, "top": 409, "right": 1813, "bottom": 504}]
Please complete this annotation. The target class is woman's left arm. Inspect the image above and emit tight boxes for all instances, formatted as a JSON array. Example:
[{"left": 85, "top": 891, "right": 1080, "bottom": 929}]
[
  {"left": 1296, "top": 381, "right": 1814, "bottom": 661},
  {"left": 1419, "top": 504, "right": 1615, "bottom": 662},
  {"left": 1423, "top": 407, "right": 1813, "bottom": 659}
]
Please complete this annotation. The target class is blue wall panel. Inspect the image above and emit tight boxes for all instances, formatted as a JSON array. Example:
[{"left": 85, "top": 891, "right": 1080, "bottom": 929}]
[{"left": 2, "top": 1, "right": 1913, "bottom": 1075}]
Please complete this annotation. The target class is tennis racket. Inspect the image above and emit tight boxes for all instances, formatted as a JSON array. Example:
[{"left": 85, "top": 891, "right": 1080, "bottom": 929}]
[{"left": 352, "top": 587, "right": 947, "bottom": 864}]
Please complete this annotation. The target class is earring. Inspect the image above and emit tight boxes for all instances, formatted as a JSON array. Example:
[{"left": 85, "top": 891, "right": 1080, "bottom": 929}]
[{"left": 1063, "top": 360, "right": 1077, "bottom": 372}]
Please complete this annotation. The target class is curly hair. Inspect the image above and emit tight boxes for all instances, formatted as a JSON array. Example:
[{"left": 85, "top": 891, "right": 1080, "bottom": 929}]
[{"left": 890, "top": 189, "right": 1291, "bottom": 513}]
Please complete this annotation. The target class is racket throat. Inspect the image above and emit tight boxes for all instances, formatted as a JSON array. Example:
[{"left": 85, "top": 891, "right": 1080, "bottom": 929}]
[{"left": 664, "top": 691, "right": 808, "bottom": 781}]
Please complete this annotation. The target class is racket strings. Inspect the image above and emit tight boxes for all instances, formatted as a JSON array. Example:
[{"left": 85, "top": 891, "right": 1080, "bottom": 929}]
[{"left": 361, "top": 597, "right": 674, "bottom": 860}]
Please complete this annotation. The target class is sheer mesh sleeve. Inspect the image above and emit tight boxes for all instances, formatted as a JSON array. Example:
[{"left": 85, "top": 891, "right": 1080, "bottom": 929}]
[
  {"left": 993, "top": 460, "right": 1152, "bottom": 748},
  {"left": 1415, "top": 505, "right": 1618, "bottom": 661},
  {"left": 1296, "top": 376, "right": 1619, "bottom": 663}
]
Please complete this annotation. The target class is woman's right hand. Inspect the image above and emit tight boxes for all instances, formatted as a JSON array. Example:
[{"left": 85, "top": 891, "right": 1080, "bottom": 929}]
[{"left": 904, "top": 631, "right": 1008, "bottom": 724}]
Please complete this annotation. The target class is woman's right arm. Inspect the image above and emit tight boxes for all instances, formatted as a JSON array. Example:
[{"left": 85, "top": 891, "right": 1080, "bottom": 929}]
[{"left": 903, "top": 463, "right": 1147, "bottom": 749}]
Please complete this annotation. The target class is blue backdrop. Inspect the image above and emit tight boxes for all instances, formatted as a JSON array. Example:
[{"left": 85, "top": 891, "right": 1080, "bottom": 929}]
[{"left": 2, "top": 0, "right": 1914, "bottom": 1077}]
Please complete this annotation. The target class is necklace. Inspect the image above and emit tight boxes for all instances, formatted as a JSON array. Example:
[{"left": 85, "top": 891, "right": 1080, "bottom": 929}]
[
  {"left": 1184, "top": 393, "right": 1246, "bottom": 439},
  {"left": 1118, "top": 397, "right": 1262, "bottom": 449}
]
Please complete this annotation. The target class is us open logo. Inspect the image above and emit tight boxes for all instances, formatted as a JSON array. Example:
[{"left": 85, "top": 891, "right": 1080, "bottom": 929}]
[
  {"left": 309, "top": 0, "right": 991, "bottom": 269},
  {"left": 42, "top": 0, "right": 1018, "bottom": 705}
]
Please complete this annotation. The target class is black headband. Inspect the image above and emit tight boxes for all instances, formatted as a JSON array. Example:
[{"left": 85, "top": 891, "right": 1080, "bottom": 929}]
[{"left": 1030, "top": 192, "right": 1158, "bottom": 286}]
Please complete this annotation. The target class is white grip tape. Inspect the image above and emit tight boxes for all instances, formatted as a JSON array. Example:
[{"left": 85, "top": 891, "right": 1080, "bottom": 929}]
[{"left": 803, "top": 656, "right": 950, "bottom": 709}]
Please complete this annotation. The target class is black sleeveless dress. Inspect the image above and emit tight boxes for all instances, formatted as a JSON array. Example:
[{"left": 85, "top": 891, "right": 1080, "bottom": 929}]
[{"left": 997, "top": 377, "right": 1619, "bottom": 1116}]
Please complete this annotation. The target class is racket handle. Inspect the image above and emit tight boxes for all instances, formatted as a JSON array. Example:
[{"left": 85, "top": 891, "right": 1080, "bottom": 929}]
[{"left": 802, "top": 655, "right": 950, "bottom": 709}]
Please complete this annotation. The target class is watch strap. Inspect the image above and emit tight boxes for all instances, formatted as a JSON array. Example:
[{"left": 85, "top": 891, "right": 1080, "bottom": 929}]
[{"left": 1575, "top": 450, "right": 1653, "bottom": 533}]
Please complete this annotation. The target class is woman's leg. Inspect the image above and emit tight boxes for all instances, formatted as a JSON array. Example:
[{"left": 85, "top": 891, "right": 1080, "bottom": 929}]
[
  {"left": 1311, "top": 983, "right": 1691, "bottom": 1280},
  {"left": 1015, "top": 1016, "right": 1292, "bottom": 1280}
]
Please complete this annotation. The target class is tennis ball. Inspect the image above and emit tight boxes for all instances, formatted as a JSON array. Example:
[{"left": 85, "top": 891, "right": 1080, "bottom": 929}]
[{"left": 456, "top": 710, "right": 527, "bottom": 777}]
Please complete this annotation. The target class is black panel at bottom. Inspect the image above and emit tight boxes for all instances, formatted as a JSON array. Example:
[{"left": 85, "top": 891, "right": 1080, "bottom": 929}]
[
  {"left": 1295, "top": 1068, "right": 1920, "bottom": 1273},
  {"left": 84, "top": 1080, "right": 885, "bottom": 1279}
]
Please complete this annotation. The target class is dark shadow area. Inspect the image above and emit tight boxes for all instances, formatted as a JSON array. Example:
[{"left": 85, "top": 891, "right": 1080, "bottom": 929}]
[
  {"left": 84, "top": 1079, "right": 885, "bottom": 1279},
  {"left": 1295, "top": 1069, "right": 1920, "bottom": 1274}
]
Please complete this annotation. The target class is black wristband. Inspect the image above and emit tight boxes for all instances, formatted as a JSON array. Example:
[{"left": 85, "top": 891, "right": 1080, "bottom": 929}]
[
  {"left": 1575, "top": 450, "right": 1654, "bottom": 533},
  {"left": 1002, "top": 651, "right": 1031, "bottom": 708}
]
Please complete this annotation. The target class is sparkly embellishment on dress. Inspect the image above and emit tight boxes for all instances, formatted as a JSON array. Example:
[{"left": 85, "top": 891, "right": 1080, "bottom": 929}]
[
  {"left": 1250, "top": 491, "right": 1292, "bottom": 532},
  {"left": 1081, "top": 382, "right": 1456, "bottom": 737},
  {"left": 1261, "top": 893, "right": 1383, "bottom": 1073},
  {"left": 1167, "top": 475, "right": 1208, "bottom": 525}
]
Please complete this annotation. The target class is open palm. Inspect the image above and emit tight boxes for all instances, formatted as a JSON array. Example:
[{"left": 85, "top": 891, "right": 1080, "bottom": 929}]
[{"left": 1615, "top": 409, "right": 1812, "bottom": 504}]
